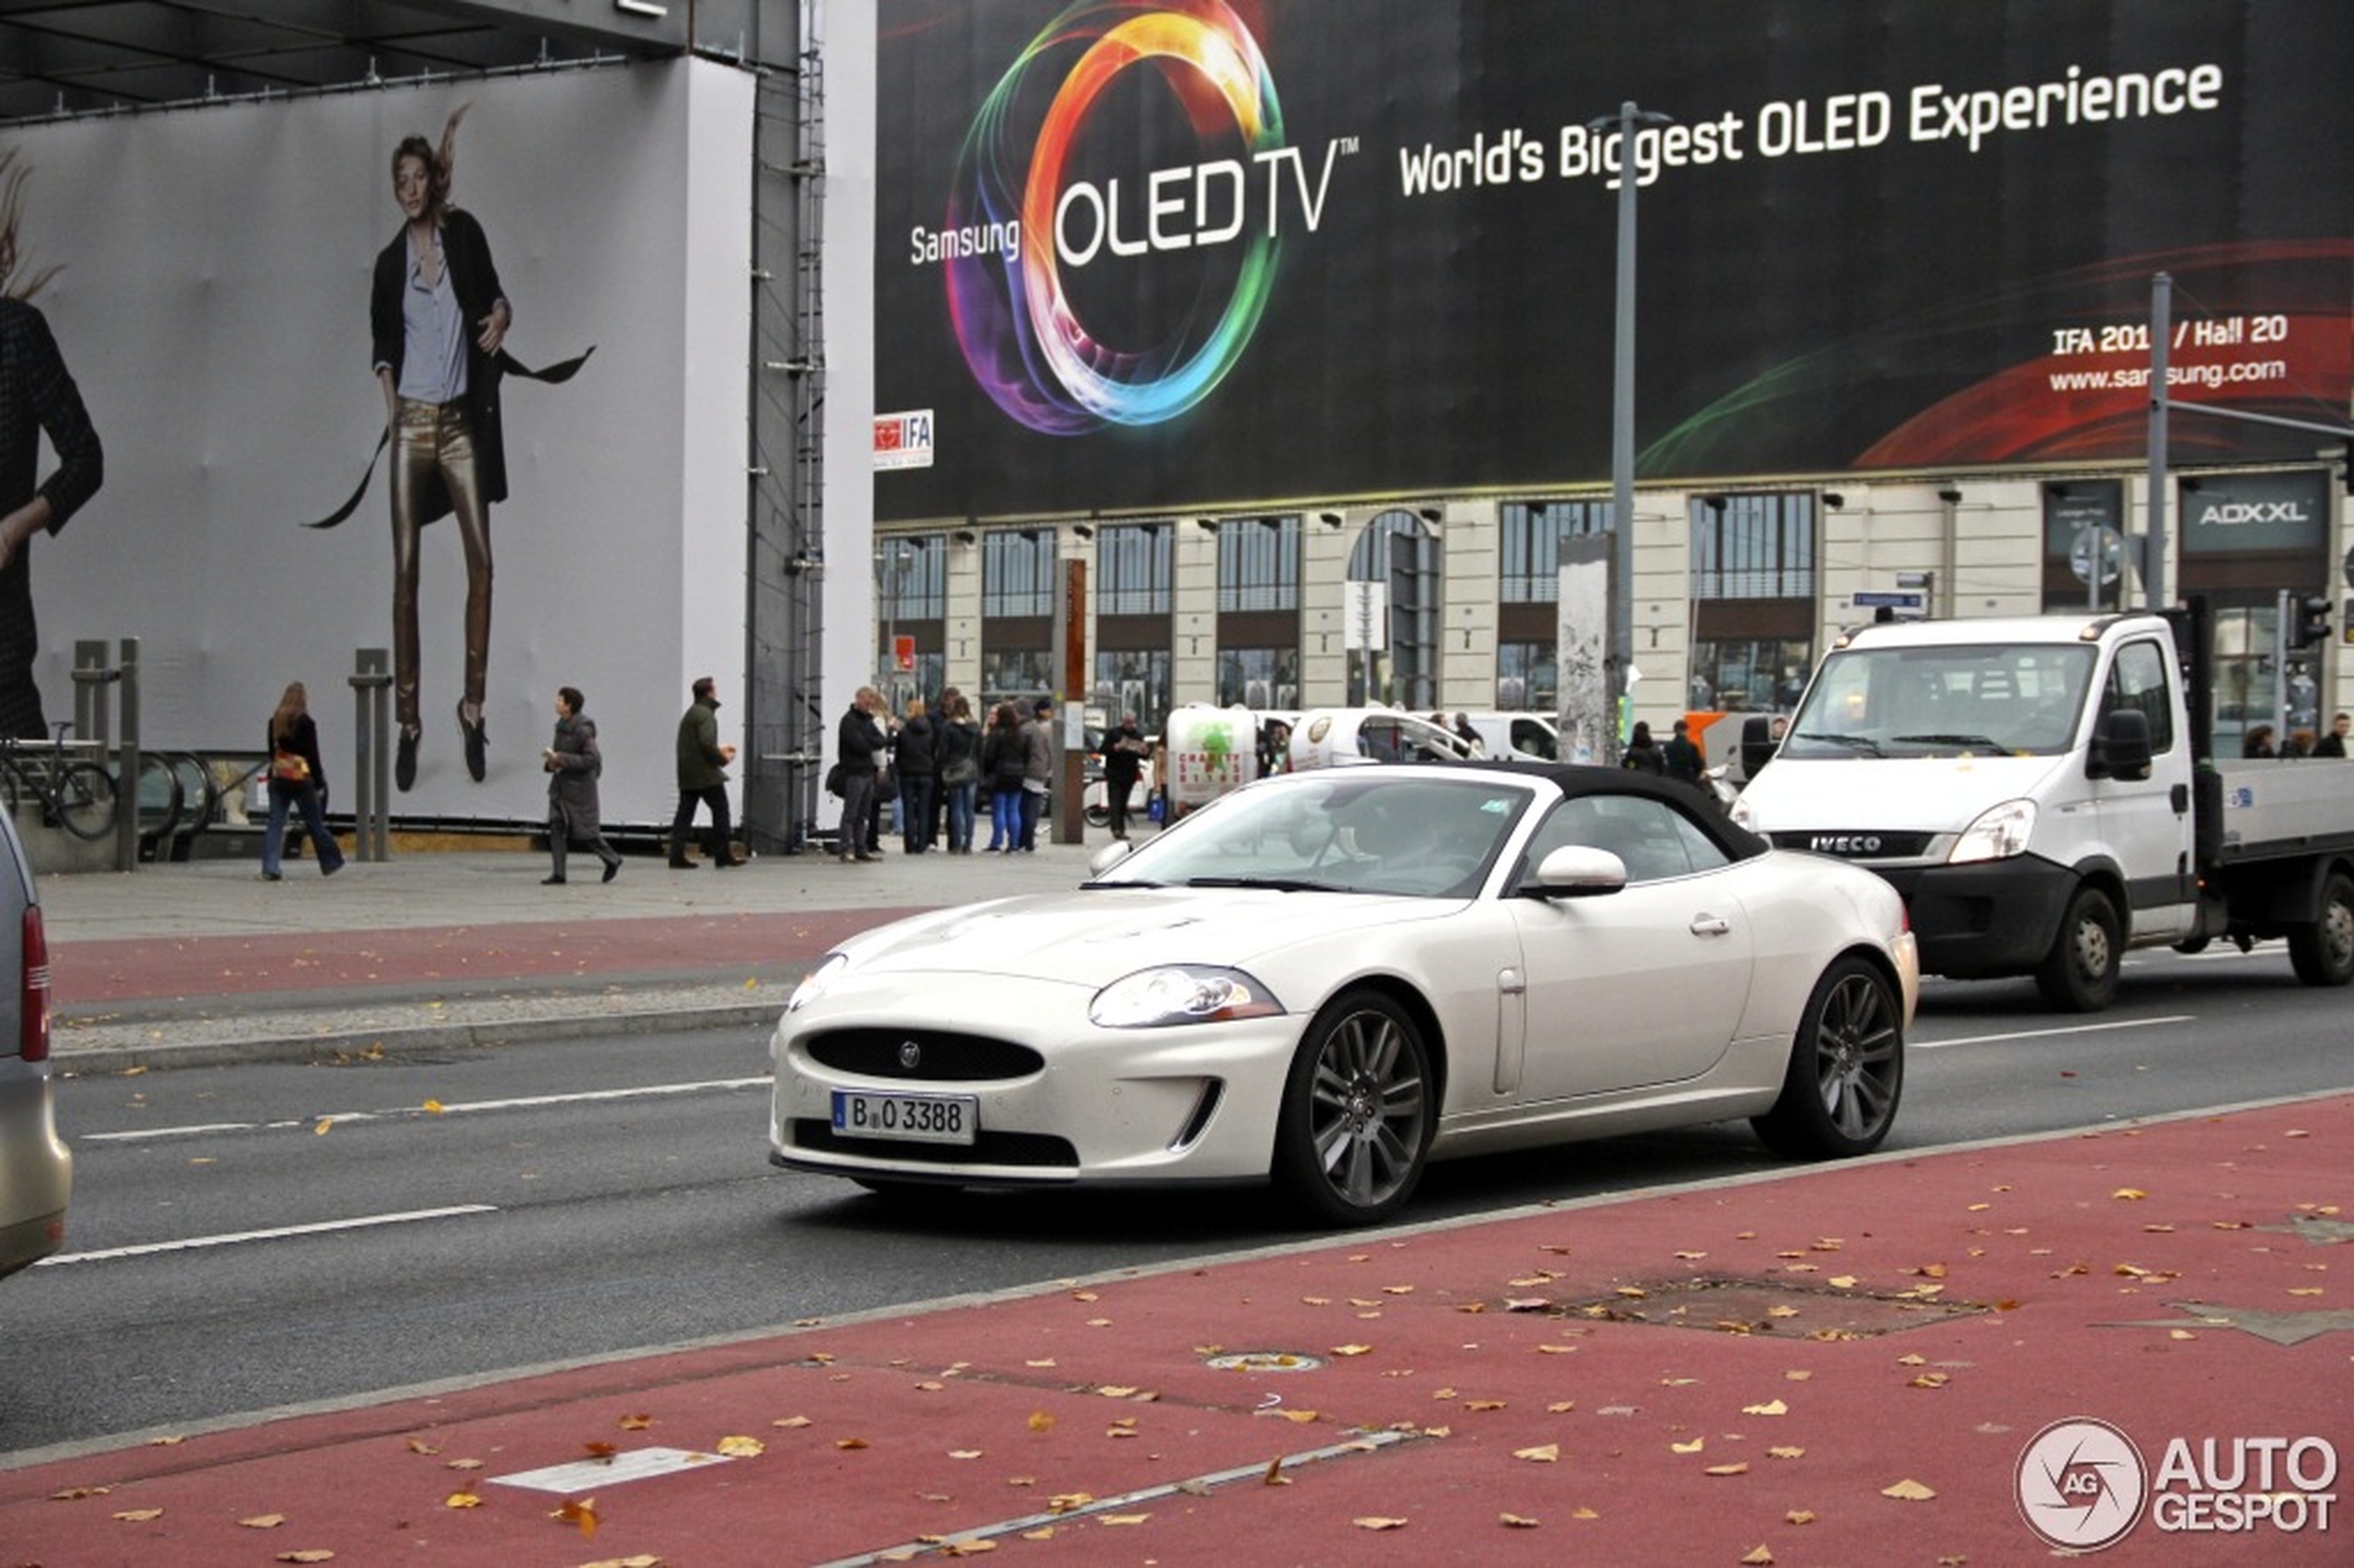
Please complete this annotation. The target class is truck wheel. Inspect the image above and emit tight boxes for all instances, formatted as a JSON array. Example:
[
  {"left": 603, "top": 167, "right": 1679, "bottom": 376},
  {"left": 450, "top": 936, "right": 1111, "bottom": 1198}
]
[
  {"left": 2034, "top": 885, "right": 2120, "bottom": 1012},
  {"left": 2286, "top": 871, "right": 2354, "bottom": 987}
]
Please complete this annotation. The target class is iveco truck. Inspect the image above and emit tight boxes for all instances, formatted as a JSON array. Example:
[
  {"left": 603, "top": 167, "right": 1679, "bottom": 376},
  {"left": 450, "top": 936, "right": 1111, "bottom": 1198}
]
[{"left": 1730, "top": 602, "right": 2354, "bottom": 1011}]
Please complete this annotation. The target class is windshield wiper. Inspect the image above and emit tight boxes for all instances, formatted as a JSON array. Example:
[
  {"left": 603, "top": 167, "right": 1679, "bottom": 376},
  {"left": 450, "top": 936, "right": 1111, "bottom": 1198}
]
[
  {"left": 1892, "top": 732, "right": 2004, "bottom": 749},
  {"left": 1183, "top": 876, "right": 1341, "bottom": 892},
  {"left": 1792, "top": 730, "right": 1886, "bottom": 756}
]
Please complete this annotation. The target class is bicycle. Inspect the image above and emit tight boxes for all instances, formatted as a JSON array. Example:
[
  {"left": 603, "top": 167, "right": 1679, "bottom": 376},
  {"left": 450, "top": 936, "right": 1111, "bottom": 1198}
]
[{"left": 0, "top": 721, "right": 118, "bottom": 841}]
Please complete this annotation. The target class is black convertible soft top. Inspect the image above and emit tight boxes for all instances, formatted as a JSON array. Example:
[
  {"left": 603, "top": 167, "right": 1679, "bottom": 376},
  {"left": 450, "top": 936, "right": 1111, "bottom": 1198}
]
[{"left": 1454, "top": 758, "right": 1771, "bottom": 863}]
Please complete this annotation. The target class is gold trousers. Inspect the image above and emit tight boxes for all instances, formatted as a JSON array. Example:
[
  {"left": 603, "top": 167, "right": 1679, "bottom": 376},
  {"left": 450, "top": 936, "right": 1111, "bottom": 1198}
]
[{"left": 390, "top": 398, "right": 492, "bottom": 731}]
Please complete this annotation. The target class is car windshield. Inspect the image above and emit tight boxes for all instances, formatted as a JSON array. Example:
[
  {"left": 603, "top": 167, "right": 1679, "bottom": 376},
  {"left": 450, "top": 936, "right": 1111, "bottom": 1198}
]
[
  {"left": 1093, "top": 772, "right": 1530, "bottom": 898},
  {"left": 1783, "top": 643, "right": 2096, "bottom": 759}
]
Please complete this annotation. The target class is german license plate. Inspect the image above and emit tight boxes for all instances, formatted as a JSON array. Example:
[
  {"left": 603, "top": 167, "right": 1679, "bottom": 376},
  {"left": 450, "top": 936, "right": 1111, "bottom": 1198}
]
[{"left": 831, "top": 1089, "right": 978, "bottom": 1145}]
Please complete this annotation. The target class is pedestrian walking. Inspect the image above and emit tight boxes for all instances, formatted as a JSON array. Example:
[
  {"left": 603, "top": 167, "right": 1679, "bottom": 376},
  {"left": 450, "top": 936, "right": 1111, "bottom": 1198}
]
[
  {"left": 259, "top": 681, "right": 345, "bottom": 880},
  {"left": 542, "top": 685, "right": 621, "bottom": 884},
  {"left": 1622, "top": 720, "right": 1665, "bottom": 776},
  {"left": 1102, "top": 711, "right": 1147, "bottom": 840},
  {"left": 1662, "top": 717, "right": 1704, "bottom": 786},
  {"left": 835, "top": 685, "right": 888, "bottom": 863},
  {"left": 667, "top": 675, "right": 740, "bottom": 868}
]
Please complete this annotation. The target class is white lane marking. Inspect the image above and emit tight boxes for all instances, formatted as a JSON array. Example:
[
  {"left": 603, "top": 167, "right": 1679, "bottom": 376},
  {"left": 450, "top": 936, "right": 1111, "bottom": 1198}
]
[
  {"left": 34, "top": 1204, "right": 498, "bottom": 1265},
  {"left": 80, "top": 1076, "right": 770, "bottom": 1143},
  {"left": 1913, "top": 1015, "right": 2195, "bottom": 1050}
]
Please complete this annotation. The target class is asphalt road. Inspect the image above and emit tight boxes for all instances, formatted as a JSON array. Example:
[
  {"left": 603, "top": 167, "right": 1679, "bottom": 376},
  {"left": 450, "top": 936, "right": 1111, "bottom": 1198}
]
[{"left": 6, "top": 942, "right": 2347, "bottom": 1461}]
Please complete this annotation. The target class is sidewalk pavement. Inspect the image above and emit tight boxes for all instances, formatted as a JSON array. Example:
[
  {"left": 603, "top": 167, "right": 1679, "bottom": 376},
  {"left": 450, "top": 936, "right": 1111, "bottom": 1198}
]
[{"left": 11, "top": 840, "right": 2351, "bottom": 1564}]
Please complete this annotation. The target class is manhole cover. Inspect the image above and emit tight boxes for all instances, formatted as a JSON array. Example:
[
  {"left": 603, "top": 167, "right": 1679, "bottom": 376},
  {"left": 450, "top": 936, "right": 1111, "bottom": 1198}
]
[
  {"left": 1205, "top": 1351, "right": 1325, "bottom": 1372},
  {"left": 1554, "top": 1277, "right": 1986, "bottom": 1338}
]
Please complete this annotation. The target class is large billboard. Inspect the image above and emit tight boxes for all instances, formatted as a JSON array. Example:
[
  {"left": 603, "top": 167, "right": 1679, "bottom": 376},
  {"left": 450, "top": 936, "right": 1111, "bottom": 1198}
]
[
  {"left": 873, "top": 0, "right": 2354, "bottom": 522},
  {"left": 10, "top": 60, "right": 752, "bottom": 824}
]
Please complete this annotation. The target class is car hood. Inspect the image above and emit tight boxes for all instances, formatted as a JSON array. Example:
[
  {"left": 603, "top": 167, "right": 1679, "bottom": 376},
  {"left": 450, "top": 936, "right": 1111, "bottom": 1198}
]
[
  {"left": 1740, "top": 752, "right": 2065, "bottom": 831},
  {"left": 833, "top": 887, "right": 1457, "bottom": 986}
]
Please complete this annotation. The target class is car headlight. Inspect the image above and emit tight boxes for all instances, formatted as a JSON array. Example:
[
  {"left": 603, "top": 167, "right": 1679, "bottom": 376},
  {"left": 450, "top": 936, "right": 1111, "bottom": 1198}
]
[
  {"left": 1090, "top": 966, "right": 1285, "bottom": 1029},
  {"left": 786, "top": 953, "right": 849, "bottom": 1013},
  {"left": 1949, "top": 798, "right": 2035, "bottom": 865}
]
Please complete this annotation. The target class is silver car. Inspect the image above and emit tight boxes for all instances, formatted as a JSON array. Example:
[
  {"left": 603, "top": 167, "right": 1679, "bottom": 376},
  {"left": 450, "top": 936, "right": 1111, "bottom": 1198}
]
[{"left": 0, "top": 807, "right": 66, "bottom": 1280}]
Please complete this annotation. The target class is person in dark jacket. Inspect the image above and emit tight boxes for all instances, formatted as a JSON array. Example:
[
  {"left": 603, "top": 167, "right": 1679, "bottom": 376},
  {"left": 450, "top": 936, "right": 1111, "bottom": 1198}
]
[
  {"left": 835, "top": 685, "right": 888, "bottom": 863},
  {"left": 980, "top": 701, "right": 1024, "bottom": 852},
  {"left": 1661, "top": 717, "right": 1704, "bottom": 786},
  {"left": 260, "top": 681, "right": 345, "bottom": 880},
  {"left": 1102, "top": 712, "right": 1148, "bottom": 840},
  {"left": 895, "top": 695, "right": 939, "bottom": 854},
  {"left": 667, "top": 676, "right": 739, "bottom": 868},
  {"left": 1622, "top": 720, "right": 1665, "bottom": 776},
  {"left": 542, "top": 686, "right": 620, "bottom": 884},
  {"left": 2315, "top": 712, "right": 2350, "bottom": 759},
  {"left": 934, "top": 691, "right": 982, "bottom": 853}
]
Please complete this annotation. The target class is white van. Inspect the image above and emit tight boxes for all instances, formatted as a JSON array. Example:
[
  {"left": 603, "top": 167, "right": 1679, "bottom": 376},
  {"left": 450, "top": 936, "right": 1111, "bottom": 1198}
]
[
  {"left": 1288, "top": 708, "right": 1477, "bottom": 770},
  {"left": 1458, "top": 711, "right": 1561, "bottom": 762}
]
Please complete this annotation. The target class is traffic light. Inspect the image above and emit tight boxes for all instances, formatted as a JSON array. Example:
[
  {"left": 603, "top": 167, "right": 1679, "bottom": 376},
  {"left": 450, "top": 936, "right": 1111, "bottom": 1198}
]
[{"left": 2290, "top": 593, "right": 2332, "bottom": 649}]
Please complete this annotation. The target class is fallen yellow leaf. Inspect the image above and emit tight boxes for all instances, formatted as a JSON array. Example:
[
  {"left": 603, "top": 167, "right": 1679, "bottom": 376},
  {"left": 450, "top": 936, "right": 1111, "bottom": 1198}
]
[
  {"left": 552, "top": 1496, "right": 599, "bottom": 1537},
  {"left": 1500, "top": 1511, "right": 1541, "bottom": 1527},
  {"left": 1786, "top": 1509, "right": 1817, "bottom": 1524},
  {"left": 1330, "top": 1344, "right": 1373, "bottom": 1357},
  {"left": 1100, "top": 1513, "right": 1150, "bottom": 1525},
  {"left": 112, "top": 1508, "right": 165, "bottom": 1522},
  {"left": 1882, "top": 1478, "right": 1938, "bottom": 1500},
  {"left": 1742, "top": 1548, "right": 1775, "bottom": 1565},
  {"left": 2113, "top": 1187, "right": 2147, "bottom": 1200},
  {"left": 619, "top": 1413, "right": 653, "bottom": 1430},
  {"left": 239, "top": 1513, "right": 288, "bottom": 1528},
  {"left": 833, "top": 1437, "right": 869, "bottom": 1450},
  {"left": 1705, "top": 1462, "right": 1751, "bottom": 1476},
  {"left": 1769, "top": 1447, "right": 1805, "bottom": 1460},
  {"left": 422, "top": 1099, "right": 446, "bottom": 1114},
  {"left": 1513, "top": 1444, "right": 1560, "bottom": 1462},
  {"left": 444, "top": 1490, "right": 483, "bottom": 1510},
  {"left": 274, "top": 1554, "right": 336, "bottom": 1565},
  {"left": 1027, "top": 1411, "right": 1057, "bottom": 1433},
  {"left": 1743, "top": 1399, "right": 1790, "bottom": 1416},
  {"left": 1672, "top": 1437, "right": 1705, "bottom": 1454},
  {"left": 1353, "top": 1516, "right": 1410, "bottom": 1531}
]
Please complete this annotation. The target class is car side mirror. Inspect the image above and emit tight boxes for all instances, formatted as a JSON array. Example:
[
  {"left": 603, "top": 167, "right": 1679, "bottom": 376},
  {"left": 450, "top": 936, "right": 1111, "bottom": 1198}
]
[
  {"left": 1524, "top": 844, "right": 1627, "bottom": 898},
  {"left": 2088, "top": 706, "right": 2153, "bottom": 781},
  {"left": 1088, "top": 840, "right": 1134, "bottom": 876},
  {"left": 1740, "top": 714, "right": 1778, "bottom": 777}
]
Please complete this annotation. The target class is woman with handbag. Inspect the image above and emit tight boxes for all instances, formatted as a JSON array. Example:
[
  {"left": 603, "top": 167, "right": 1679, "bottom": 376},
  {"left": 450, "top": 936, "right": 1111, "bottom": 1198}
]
[{"left": 261, "top": 681, "right": 346, "bottom": 880}]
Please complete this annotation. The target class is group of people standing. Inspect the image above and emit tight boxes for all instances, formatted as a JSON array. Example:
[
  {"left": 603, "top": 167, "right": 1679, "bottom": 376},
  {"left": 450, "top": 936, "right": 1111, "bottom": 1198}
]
[
  {"left": 2243, "top": 712, "right": 2351, "bottom": 760},
  {"left": 834, "top": 687, "right": 1058, "bottom": 860}
]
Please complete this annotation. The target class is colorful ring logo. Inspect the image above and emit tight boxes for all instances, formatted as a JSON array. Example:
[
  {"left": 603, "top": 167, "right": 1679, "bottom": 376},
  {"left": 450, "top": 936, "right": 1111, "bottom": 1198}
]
[{"left": 945, "top": 0, "right": 1285, "bottom": 436}]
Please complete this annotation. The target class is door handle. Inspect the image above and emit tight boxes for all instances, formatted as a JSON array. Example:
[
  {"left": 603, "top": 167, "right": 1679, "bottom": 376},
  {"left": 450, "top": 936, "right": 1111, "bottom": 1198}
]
[{"left": 1690, "top": 913, "right": 1731, "bottom": 937}]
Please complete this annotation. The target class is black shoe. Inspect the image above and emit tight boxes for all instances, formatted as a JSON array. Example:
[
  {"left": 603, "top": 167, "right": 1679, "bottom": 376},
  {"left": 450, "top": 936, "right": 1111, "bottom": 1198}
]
[
  {"left": 396, "top": 727, "right": 419, "bottom": 792},
  {"left": 667, "top": 857, "right": 699, "bottom": 869},
  {"left": 714, "top": 855, "right": 744, "bottom": 868},
  {"left": 458, "top": 702, "right": 487, "bottom": 783},
  {"left": 541, "top": 874, "right": 566, "bottom": 885},
  {"left": 601, "top": 858, "right": 621, "bottom": 883}
]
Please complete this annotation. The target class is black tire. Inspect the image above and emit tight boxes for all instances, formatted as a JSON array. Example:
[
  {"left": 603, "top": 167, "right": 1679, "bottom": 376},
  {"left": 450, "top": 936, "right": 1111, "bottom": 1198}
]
[
  {"left": 1752, "top": 955, "right": 1905, "bottom": 1158},
  {"left": 53, "top": 761, "right": 118, "bottom": 841},
  {"left": 2287, "top": 870, "right": 2354, "bottom": 987},
  {"left": 2034, "top": 884, "right": 2120, "bottom": 1012},
  {"left": 1272, "top": 990, "right": 1434, "bottom": 1227}
]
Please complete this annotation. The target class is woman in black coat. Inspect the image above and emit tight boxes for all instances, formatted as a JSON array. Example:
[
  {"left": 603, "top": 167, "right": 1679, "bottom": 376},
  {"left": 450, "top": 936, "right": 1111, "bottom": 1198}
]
[{"left": 542, "top": 685, "right": 621, "bottom": 885}]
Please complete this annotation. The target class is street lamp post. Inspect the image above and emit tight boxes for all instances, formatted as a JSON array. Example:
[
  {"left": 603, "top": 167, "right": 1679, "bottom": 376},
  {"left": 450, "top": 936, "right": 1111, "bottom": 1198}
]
[{"left": 1588, "top": 100, "right": 1673, "bottom": 763}]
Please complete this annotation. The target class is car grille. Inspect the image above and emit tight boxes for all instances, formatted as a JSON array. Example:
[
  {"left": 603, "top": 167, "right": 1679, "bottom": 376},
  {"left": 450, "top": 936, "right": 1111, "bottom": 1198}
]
[
  {"left": 804, "top": 1028, "right": 1045, "bottom": 1082},
  {"left": 1767, "top": 829, "right": 1935, "bottom": 860},
  {"left": 790, "top": 1119, "right": 1077, "bottom": 1169}
]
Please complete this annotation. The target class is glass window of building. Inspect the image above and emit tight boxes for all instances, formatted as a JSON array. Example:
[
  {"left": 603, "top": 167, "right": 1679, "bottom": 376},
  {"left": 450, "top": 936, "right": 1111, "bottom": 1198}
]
[
  {"left": 982, "top": 528, "right": 1057, "bottom": 618},
  {"left": 876, "top": 535, "right": 945, "bottom": 711},
  {"left": 1217, "top": 647, "right": 1298, "bottom": 711},
  {"left": 1500, "top": 499, "right": 1614, "bottom": 603},
  {"left": 1094, "top": 648, "right": 1171, "bottom": 732},
  {"left": 1215, "top": 515, "right": 1300, "bottom": 613},
  {"left": 1348, "top": 509, "right": 1440, "bottom": 710},
  {"left": 1497, "top": 499, "right": 1612, "bottom": 708},
  {"left": 1691, "top": 493, "right": 1816, "bottom": 713},
  {"left": 1097, "top": 523, "right": 1172, "bottom": 615},
  {"left": 981, "top": 649, "right": 1056, "bottom": 707}
]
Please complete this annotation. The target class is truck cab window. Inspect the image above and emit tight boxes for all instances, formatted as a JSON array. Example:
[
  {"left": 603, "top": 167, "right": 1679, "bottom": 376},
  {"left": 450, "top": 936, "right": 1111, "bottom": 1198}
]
[{"left": 2100, "top": 639, "right": 2176, "bottom": 752}]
